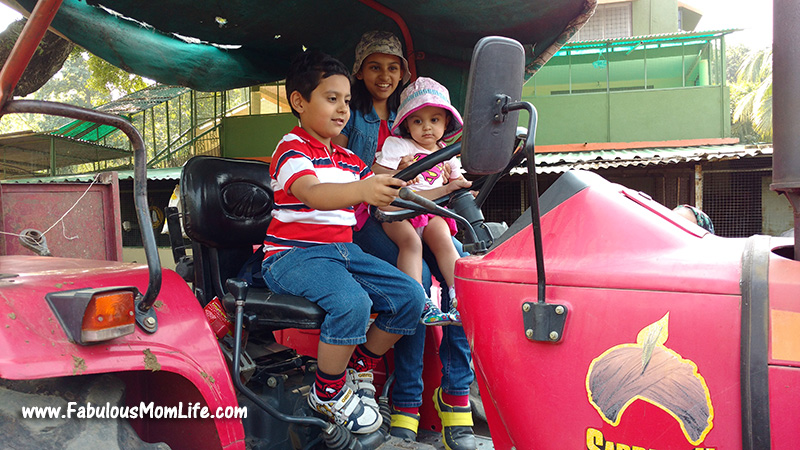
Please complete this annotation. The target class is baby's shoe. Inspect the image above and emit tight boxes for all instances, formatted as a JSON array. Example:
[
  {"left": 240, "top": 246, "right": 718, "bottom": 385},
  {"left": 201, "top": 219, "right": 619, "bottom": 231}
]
[
  {"left": 448, "top": 298, "right": 463, "bottom": 326},
  {"left": 421, "top": 297, "right": 452, "bottom": 326}
]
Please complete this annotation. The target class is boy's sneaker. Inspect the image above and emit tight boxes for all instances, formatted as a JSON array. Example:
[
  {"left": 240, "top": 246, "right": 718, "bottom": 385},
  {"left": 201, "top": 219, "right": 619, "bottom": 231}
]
[
  {"left": 308, "top": 384, "right": 382, "bottom": 434},
  {"left": 346, "top": 368, "right": 379, "bottom": 411},
  {"left": 421, "top": 297, "right": 452, "bottom": 326}
]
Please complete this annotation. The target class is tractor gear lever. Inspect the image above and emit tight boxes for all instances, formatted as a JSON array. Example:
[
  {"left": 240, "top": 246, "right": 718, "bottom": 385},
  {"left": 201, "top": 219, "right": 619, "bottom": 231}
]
[
  {"left": 226, "top": 278, "right": 249, "bottom": 306},
  {"left": 398, "top": 188, "right": 486, "bottom": 254}
]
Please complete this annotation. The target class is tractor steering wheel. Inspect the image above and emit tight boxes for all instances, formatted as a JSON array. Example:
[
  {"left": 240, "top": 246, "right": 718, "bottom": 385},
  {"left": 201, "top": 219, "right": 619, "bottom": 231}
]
[{"left": 371, "top": 143, "right": 469, "bottom": 223}]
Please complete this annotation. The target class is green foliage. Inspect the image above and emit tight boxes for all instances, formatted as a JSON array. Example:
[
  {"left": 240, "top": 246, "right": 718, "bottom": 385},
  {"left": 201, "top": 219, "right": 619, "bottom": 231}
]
[
  {"left": 0, "top": 47, "right": 151, "bottom": 134},
  {"left": 83, "top": 50, "right": 149, "bottom": 103},
  {"left": 730, "top": 47, "right": 772, "bottom": 143},
  {"left": 725, "top": 44, "right": 750, "bottom": 84}
]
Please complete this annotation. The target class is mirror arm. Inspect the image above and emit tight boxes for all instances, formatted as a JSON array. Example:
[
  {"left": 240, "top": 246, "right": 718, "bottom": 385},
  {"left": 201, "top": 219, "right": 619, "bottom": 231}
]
[{"left": 503, "top": 101, "right": 546, "bottom": 304}]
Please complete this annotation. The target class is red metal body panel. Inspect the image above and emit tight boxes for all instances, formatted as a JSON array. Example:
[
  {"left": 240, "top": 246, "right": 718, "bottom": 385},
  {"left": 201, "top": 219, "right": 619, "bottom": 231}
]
[
  {"left": 0, "top": 174, "right": 123, "bottom": 261},
  {"left": 466, "top": 184, "right": 744, "bottom": 295},
  {"left": 768, "top": 366, "right": 800, "bottom": 448},
  {"left": 768, "top": 246, "right": 800, "bottom": 368},
  {"left": 767, "top": 246, "right": 800, "bottom": 448},
  {"left": 457, "top": 180, "right": 749, "bottom": 449},
  {"left": 0, "top": 255, "right": 245, "bottom": 449}
]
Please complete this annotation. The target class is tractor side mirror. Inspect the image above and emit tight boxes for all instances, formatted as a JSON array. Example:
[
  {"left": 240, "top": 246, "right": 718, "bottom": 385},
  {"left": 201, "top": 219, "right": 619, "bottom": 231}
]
[{"left": 461, "top": 36, "right": 525, "bottom": 175}]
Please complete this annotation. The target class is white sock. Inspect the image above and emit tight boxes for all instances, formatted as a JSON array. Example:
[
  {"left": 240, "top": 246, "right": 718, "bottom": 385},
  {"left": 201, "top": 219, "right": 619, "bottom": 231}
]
[{"left": 448, "top": 286, "right": 457, "bottom": 307}]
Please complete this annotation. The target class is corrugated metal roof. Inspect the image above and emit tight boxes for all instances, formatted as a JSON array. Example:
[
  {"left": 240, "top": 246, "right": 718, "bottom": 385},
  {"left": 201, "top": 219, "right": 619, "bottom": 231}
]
[
  {"left": 512, "top": 144, "right": 773, "bottom": 174},
  {"left": 0, "top": 132, "right": 133, "bottom": 178},
  {"left": 5, "top": 144, "right": 772, "bottom": 182},
  {"left": 51, "top": 85, "right": 189, "bottom": 143},
  {"left": 563, "top": 28, "right": 740, "bottom": 50},
  {"left": 2, "top": 167, "right": 183, "bottom": 184}
]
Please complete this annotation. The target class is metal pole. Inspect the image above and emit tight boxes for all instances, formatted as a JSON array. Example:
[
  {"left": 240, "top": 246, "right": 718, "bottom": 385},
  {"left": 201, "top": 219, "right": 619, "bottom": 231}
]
[
  {"left": 3, "top": 100, "right": 162, "bottom": 308},
  {"left": 772, "top": 0, "right": 800, "bottom": 258},
  {"left": 695, "top": 164, "right": 703, "bottom": 210},
  {"left": 49, "top": 136, "right": 56, "bottom": 176}
]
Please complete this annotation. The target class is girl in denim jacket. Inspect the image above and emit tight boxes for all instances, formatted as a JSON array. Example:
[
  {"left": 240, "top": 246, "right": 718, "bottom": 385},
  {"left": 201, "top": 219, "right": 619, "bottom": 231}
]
[
  {"left": 334, "top": 31, "right": 477, "bottom": 450},
  {"left": 333, "top": 30, "right": 409, "bottom": 166}
]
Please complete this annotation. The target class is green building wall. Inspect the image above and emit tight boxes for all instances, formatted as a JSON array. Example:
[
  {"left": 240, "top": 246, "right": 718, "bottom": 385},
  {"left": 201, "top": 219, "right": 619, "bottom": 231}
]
[
  {"left": 527, "top": 85, "right": 731, "bottom": 145},
  {"left": 220, "top": 113, "right": 299, "bottom": 158}
]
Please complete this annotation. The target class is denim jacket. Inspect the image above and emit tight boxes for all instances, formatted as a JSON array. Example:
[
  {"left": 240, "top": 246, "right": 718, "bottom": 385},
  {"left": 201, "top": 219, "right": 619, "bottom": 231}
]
[{"left": 341, "top": 107, "right": 397, "bottom": 166}]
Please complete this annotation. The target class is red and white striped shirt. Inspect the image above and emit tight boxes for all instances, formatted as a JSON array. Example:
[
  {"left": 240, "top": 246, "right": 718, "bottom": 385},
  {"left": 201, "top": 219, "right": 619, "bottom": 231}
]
[{"left": 263, "top": 127, "right": 372, "bottom": 258}]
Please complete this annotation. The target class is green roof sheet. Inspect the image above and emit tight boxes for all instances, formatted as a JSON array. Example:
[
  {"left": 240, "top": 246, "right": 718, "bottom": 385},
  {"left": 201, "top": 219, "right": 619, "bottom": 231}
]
[
  {"left": 52, "top": 85, "right": 189, "bottom": 143},
  {"left": 560, "top": 28, "right": 740, "bottom": 52}
]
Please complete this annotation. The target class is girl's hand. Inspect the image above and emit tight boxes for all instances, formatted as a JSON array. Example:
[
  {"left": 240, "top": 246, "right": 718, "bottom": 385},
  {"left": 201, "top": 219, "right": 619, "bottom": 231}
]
[
  {"left": 397, "top": 154, "right": 415, "bottom": 170},
  {"left": 445, "top": 177, "right": 472, "bottom": 194},
  {"left": 441, "top": 163, "right": 453, "bottom": 183}
]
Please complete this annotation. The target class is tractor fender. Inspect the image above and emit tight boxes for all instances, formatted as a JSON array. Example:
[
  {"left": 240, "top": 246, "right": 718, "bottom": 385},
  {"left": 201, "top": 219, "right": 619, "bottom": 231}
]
[{"left": 0, "top": 256, "right": 245, "bottom": 449}]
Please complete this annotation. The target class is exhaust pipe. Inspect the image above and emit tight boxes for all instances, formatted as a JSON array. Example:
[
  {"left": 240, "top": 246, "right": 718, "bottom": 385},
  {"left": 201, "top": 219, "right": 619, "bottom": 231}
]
[{"left": 772, "top": 0, "right": 800, "bottom": 259}]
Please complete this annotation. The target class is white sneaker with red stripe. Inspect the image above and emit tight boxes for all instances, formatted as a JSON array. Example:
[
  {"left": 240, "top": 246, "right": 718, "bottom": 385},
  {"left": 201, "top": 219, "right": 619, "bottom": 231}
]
[{"left": 307, "top": 384, "right": 381, "bottom": 434}]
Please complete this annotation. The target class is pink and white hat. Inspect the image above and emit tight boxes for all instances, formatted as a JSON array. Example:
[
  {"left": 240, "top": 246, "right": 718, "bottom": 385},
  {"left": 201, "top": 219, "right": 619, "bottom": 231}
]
[{"left": 391, "top": 77, "right": 463, "bottom": 140}]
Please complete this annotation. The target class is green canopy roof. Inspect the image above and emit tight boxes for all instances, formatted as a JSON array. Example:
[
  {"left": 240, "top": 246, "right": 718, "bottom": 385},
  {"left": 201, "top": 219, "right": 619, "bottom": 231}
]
[
  {"left": 11, "top": 0, "right": 595, "bottom": 108},
  {"left": 52, "top": 85, "right": 189, "bottom": 143}
]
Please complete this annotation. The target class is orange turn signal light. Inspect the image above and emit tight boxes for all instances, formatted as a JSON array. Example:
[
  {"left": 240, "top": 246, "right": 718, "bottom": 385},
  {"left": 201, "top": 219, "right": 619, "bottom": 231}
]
[{"left": 81, "top": 290, "right": 136, "bottom": 342}]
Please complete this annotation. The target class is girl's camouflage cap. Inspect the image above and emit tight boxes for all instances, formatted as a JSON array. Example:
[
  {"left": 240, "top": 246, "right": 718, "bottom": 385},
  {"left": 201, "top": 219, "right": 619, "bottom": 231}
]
[{"left": 352, "top": 30, "right": 411, "bottom": 84}]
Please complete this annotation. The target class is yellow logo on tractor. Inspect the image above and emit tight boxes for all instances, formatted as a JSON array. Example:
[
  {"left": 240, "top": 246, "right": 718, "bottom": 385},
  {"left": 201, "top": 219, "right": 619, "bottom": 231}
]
[{"left": 585, "top": 313, "right": 714, "bottom": 446}]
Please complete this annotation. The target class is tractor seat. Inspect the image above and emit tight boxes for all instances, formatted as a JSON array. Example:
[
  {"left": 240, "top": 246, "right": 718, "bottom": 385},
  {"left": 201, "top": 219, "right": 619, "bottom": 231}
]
[{"left": 180, "top": 155, "right": 325, "bottom": 331}]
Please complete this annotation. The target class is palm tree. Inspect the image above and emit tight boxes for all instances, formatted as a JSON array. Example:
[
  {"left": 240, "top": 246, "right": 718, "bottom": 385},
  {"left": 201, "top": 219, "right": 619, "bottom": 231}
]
[{"left": 732, "top": 48, "right": 772, "bottom": 142}]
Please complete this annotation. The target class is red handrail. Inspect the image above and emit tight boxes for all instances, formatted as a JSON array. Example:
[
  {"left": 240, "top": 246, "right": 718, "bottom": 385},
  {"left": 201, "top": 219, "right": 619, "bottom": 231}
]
[{"left": 0, "top": 0, "right": 63, "bottom": 109}]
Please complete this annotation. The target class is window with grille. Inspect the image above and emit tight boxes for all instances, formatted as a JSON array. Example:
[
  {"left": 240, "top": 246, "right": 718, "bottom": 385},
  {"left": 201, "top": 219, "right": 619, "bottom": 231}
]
[
  {"left": 572, "top": 2, "right": 633, "bottom": 41},
  {"left": 703, "top": 169, "right": 765, "bottom": 238}
]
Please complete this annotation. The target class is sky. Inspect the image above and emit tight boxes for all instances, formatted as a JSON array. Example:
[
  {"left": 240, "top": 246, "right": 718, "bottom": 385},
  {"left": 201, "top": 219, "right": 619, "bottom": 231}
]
[
  {"left": 0, "top": 1, "right": 774, "bottom": 49},
  {"left": 690, "top": 0, "right": 773, "bottom": 49},
  {"left": 0, "top": 3, "right": 19, "bottom": 29}
]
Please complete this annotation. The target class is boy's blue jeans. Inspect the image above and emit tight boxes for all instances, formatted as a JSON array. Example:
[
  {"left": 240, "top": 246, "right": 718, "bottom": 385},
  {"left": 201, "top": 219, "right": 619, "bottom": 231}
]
[
  {"left": 261, "top": 242, "right": 425, "bottom": 345},
  {"left": 354, "top": 216, "right": 474, "bottom": 408}
]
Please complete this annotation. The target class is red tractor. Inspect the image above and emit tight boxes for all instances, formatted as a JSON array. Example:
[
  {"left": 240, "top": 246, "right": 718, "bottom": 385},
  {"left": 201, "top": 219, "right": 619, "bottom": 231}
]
[{"left": 0, "top": 1, "right": 798, "bottom": 449}]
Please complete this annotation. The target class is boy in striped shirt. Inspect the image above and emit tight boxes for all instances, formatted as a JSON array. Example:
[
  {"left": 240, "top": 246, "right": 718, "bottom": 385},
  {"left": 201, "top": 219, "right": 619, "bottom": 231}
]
[{"left": 260, "top": 50, "right": 426, "bottom": 435}]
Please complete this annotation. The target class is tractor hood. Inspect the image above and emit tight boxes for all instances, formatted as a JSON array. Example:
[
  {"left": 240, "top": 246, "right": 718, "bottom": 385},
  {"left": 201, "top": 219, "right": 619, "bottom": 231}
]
[{"left": 457, "top": 170, "right": 746, "bottom": 295}]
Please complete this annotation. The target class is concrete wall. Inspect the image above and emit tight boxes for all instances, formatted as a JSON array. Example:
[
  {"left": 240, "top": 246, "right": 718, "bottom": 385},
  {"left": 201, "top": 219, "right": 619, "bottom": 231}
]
[
  {"left": 632, "top": 0, "right": 680, "bottom": 35},
  {"left": 526, "top": 85, "right": 730, "bottom": 145}
]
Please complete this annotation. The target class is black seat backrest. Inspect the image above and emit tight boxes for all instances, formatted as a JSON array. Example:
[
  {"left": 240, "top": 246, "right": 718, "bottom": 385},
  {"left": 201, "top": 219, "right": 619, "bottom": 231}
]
[{"left": 181, "top": 156, "right": 272, "bottom": 306}]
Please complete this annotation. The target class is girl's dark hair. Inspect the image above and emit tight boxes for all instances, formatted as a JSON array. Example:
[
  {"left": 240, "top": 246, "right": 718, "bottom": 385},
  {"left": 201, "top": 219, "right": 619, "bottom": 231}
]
[
  {"left": 285, "top": 50, "right": 350, "bottom": 118},
  {"left": 350, "top": 77, "right": 403, "bottom": 115},
  {"left": 395, "top": 109, "right": 460, "bottom": 141}
]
